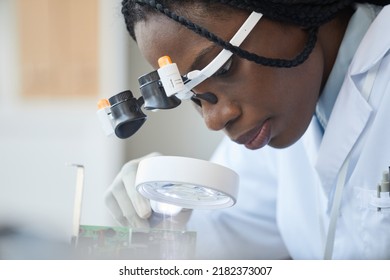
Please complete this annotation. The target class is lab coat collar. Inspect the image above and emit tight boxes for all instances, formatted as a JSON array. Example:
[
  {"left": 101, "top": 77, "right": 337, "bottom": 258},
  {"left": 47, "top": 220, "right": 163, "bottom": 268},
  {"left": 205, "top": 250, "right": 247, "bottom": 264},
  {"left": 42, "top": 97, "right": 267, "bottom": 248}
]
[
  {"left": 314, "top": 5, "right": 390, "bottom": 197},
  {"left": 315, "top": 4, "right": 376, "bottom": 132},
  {"left": 349, "top": 5, "right": 390, "bottom": 75}
]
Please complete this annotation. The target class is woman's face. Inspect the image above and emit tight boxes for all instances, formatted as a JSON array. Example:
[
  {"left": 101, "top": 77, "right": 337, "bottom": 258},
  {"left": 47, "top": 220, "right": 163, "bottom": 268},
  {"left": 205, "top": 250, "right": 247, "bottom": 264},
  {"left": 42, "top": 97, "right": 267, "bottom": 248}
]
[{"left": 134, "top": 8, "right": 325, "bottom": 150}]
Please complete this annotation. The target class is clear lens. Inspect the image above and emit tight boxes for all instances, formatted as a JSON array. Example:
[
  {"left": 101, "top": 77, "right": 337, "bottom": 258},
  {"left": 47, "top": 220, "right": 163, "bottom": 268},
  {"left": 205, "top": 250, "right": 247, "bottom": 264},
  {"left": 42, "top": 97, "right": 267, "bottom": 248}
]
[
  {"left": 135, "top": 156, "right": 239, "bottom": 210},
  {"left": 138, "top": 182, "right": 233, "bottom": 209}
]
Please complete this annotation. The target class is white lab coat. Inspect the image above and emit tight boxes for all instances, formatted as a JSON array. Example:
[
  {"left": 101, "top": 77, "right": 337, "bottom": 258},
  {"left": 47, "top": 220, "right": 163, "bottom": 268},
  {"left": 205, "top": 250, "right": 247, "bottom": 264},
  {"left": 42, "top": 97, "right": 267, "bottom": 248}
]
[{"left": 187, "top": 5, "right": 390, "bottom": 259}]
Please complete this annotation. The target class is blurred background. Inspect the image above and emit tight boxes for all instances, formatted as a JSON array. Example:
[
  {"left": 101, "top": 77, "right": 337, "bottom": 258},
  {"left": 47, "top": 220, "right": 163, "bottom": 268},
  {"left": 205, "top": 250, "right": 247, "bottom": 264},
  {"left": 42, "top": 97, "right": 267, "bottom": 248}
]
[{"left": 0, "top": 0, "right": 223, "bottom": 251}]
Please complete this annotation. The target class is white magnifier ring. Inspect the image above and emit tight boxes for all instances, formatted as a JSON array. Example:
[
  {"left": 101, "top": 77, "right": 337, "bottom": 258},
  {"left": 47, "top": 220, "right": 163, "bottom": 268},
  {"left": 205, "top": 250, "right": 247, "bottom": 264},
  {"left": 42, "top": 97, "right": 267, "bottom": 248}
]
[{"left": 135, "top": 156, "right": 239, "bottom": 209}]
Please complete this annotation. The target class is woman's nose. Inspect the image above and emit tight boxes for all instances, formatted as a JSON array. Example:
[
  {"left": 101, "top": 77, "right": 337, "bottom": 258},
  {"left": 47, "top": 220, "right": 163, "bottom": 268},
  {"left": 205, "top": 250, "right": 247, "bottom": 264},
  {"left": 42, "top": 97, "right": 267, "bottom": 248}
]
[{"left": 196, "top": 92, "right": 241, "bottom": 131}]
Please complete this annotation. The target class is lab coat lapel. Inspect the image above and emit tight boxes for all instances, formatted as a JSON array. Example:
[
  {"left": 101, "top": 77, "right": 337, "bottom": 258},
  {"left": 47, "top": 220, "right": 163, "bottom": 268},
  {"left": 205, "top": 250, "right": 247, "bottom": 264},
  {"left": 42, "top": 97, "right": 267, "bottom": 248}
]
[
  {"left": 315, "top": 74, "right": 372, "bottom": 198},
  {"left": 314, "top": 5, "right": 390, "bottom": 198},
  {"left": 349, "top": 5, "right": 390, "bottom": 75}
]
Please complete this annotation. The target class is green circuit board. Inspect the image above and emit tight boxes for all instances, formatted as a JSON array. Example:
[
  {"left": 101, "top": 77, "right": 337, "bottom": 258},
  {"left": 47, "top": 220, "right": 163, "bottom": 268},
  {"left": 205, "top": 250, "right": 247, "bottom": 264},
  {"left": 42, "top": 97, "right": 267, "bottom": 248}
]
[{"left": 76, "top": 225, "right": 196, "bottom": 259}]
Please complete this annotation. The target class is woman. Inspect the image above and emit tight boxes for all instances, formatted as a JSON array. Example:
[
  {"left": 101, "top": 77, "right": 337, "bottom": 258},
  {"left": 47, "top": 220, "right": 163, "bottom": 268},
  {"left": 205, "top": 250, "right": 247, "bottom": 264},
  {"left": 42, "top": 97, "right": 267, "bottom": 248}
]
[{"left": 106, "top": 0, "right": 390, "bottom": 259}]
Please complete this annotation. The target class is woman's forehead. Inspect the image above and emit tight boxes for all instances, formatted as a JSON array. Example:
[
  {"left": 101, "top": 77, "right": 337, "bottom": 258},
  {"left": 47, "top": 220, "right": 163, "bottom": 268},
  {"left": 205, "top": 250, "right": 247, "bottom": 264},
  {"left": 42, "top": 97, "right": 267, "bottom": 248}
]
[
  {"left": 134, "top": 11, "right": 248, "bottom": 70},
  {"left": 135, "top": 18, "right": 207, "bottom": 71}
]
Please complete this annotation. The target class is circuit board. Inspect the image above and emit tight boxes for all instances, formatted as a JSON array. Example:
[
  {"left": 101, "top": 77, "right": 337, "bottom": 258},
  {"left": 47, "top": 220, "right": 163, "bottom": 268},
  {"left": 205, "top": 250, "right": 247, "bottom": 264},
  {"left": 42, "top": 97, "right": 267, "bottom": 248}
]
[{"left": 76, "top": 225, "right": 196, "bottom": 259}]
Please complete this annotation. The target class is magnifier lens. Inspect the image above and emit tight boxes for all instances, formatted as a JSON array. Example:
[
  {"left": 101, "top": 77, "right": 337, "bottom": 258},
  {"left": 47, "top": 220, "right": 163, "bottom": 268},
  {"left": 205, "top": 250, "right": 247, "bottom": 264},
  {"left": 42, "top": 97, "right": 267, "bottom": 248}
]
[
  {"left": 138, "top": 182, "right": 233, "bottom": 209},
  {"left": 109, "top": 90, "right": 146, "bottom": 139},
  {"left": 138, "top": 70, "right": 181, "bottom": 110},
  {"left": 114, "top": 118, "right": 145, "bottom": 139},
  {"left": 135, "top": 156, "right": 239, "bottom": 210}
]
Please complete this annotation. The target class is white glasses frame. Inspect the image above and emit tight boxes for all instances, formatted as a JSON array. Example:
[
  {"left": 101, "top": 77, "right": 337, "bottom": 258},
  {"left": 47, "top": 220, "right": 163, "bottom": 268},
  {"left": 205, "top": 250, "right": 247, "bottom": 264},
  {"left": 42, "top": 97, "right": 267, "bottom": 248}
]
[{"left": 175, "top": 11, "right": 263, "bottom": 99}]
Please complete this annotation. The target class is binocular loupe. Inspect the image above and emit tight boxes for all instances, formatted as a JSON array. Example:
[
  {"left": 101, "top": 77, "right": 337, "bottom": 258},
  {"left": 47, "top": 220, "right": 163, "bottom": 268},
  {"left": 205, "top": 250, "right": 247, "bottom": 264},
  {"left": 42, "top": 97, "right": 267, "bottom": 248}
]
[
  {"left": 97, "top": 12, "right": 263, "bottom": 139},
  {"left": 97, "top": 56, "right": 192, "bottom": 139}
]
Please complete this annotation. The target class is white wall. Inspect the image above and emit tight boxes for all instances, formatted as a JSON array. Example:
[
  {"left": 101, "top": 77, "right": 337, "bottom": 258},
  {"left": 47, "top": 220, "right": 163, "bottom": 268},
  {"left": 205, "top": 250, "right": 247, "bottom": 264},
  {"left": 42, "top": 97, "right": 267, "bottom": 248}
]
[
  {"left": 0, "top": 0, "right": 126, "bottom": 242},
  {"left": 0, "top": 0, "right": 223, "bottom": 245}
]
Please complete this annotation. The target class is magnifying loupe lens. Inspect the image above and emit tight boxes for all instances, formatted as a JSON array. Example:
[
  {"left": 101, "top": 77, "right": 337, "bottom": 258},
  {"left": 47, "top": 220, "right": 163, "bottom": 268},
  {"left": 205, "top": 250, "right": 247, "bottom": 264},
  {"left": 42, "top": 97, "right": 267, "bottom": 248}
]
[
  {"left": 138, "top": 70, "right": 181, "bottom": 110},
  {"left": 114, "top": 118, "right": 145, "bottom": 139},
  {"left": 109, "top": 90, "right": 146, "bottom": 139}
]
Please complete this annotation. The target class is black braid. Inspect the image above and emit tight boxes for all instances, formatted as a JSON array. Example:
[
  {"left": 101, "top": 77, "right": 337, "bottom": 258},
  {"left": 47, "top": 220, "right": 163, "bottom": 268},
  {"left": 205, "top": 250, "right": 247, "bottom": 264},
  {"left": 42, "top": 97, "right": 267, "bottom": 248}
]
[
  {"left": 122, "top": 0, "right": 390, "bottom": 68},
  {"left": 210, "top": 0, "right": 356, "bottom": 27},
  {"left": 137, "top": 0, "right": 319, "bottom": 67}
]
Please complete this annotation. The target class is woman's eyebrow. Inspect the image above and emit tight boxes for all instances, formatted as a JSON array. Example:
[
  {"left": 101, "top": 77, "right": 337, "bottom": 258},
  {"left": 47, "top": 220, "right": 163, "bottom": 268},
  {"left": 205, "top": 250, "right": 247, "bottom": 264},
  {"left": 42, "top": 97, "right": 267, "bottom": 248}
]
[{"left": 186, "top": 44, "right": 219, "bottom": 73}]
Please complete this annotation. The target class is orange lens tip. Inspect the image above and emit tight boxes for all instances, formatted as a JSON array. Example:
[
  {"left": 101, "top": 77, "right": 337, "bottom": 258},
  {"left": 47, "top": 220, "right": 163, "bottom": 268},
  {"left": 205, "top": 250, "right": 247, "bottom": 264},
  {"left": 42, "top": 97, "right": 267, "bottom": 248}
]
[
  {"left": 97, "top": 98, "right": 110, "bottom": 109},
  {"left": 158, "top": 56, "right": 172, "bottom": 67}
]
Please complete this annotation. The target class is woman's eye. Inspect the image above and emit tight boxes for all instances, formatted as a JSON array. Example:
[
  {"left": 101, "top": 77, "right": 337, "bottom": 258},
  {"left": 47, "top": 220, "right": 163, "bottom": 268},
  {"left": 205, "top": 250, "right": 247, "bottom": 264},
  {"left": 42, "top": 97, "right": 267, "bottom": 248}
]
[{"left": 212, "top": 57, "right": 233, "bottom": 77}]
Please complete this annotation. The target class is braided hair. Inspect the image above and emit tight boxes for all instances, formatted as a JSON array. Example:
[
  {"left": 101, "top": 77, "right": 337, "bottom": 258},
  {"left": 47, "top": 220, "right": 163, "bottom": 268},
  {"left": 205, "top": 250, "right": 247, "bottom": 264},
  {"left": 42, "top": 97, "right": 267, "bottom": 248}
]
[{"left": 122, "top": 0, "right": 389, "bottom": 68}]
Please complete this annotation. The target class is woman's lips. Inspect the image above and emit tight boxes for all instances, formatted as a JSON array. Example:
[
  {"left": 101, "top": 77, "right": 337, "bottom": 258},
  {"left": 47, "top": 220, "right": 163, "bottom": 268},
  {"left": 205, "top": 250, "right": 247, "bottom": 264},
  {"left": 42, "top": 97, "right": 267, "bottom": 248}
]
[{"left": 235, "top": 119, "right": 271, "bottom": 150}]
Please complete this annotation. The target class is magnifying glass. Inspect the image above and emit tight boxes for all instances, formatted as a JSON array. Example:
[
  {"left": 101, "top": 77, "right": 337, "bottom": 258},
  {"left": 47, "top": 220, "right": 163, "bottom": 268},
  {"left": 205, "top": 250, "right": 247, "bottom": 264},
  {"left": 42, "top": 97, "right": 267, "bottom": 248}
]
[{"left": 135, "top": 156, "right": 239, "bottom": 209}]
